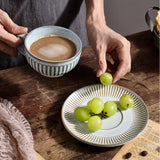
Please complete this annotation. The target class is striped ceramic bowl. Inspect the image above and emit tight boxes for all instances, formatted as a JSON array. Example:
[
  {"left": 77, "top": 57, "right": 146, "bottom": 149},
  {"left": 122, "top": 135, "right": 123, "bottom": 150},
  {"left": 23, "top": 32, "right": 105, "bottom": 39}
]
[{"left": 18, "top": 26, "right": 82, "bottom": 77}]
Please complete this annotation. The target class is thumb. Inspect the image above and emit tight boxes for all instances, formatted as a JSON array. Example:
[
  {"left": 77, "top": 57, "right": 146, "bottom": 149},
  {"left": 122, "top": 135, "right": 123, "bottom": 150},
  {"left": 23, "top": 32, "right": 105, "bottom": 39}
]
[
  {"left": 96, "top": 49, "right": 107, "bottom": 77},
  {"left": 0, "top": 10, "right": 27, "bottom": 34}
]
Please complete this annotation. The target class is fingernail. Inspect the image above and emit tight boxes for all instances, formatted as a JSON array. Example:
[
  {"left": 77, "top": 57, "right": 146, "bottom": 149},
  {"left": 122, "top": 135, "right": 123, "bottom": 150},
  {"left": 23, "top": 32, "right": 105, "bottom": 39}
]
[
  {"left": 113, "top": 79, "right": 117, "bottom": 83},
  {"left": 19, "top": 27, "right": 28, "bottom": 32},
  {"left": 97, "top": 70, "right": 103, "bottom": 77}
]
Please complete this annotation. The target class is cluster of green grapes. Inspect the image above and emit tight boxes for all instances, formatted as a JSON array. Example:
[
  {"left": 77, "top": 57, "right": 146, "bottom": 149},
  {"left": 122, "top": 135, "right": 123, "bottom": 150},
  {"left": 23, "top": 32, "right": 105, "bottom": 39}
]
[
  {"left": 74, "top": 94, "right": 134, "bottom": 132},
  {"left": 74, "top": 72, "right": 134, "bottom": 132}
]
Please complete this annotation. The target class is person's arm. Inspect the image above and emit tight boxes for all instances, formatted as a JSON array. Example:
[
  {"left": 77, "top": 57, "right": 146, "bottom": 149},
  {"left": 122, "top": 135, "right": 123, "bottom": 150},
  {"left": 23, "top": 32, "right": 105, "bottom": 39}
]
[
  {"left": 85, "top": 0, "right": 131, "bottom": 83},
  {"left": 0, "top": 9, "right": 27, "bottom": 56}
]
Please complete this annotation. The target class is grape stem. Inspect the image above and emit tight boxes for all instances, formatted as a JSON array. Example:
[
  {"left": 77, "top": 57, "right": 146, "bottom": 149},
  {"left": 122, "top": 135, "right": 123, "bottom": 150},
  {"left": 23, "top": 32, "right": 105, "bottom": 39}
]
[{"left": 89, "top": 111, "right": 108, "bottom": 119}]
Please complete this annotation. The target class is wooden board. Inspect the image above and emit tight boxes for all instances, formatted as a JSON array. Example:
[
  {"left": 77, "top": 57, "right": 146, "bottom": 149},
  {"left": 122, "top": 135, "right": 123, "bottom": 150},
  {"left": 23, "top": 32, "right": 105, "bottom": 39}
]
[
  {"left": 35, "top": 150, "right": 45, "bottom": 160},
  {"left": 112, "top": 120, "right": 160, "bottom": 160}
]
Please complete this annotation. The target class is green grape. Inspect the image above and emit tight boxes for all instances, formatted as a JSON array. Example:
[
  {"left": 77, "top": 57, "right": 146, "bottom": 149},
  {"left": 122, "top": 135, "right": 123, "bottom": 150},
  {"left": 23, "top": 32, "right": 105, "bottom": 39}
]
[
  {"left": 74, "top": 107, "right": 90, "bottom": 122},
  {"left": 119, "top": 94, "right": 134, "bottom": 109},
  {"left": 90, "top": 97, "right": 104, "bottom": 114},
  {"left": 104, "top": 101, "right": 117, "bottom": 116},
  {"left": 87, "top": 116, "right": 102, "bottom": 131},
  {"left": 87, "top": 100, "right": 92, "bottom": 111},
  {"left": 100, "top": 72, "right": 113, "bottom": 85}
]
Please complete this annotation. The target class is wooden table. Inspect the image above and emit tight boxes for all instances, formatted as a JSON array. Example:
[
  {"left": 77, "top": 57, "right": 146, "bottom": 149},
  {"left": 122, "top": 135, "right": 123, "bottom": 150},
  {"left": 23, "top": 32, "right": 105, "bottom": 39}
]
[{"left": 0, "top": 31, "right": 159, "bottom": 160}]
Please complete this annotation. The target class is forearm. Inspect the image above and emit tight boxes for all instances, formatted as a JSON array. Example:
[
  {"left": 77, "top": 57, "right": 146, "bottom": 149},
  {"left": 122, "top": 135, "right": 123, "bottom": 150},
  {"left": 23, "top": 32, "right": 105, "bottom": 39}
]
[{"left": 85, "top": 0, "right": 106, "bottom": 25}]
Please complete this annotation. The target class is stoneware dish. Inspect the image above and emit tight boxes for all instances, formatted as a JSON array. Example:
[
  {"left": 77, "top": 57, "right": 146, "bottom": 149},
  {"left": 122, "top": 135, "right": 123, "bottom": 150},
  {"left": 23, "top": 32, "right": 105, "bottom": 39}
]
[
  {"left": 61, "top": 84, "right": 148, "bottom": 147},
  {"left": 18, "top": 26, "right": 82, "bottom": 77}
]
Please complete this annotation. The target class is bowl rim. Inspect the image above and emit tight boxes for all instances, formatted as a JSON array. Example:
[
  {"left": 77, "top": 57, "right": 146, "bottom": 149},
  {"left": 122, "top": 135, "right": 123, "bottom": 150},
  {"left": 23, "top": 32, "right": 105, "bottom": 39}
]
[{"left": 24, "top": 26, "right": 82, "bottom": 64}]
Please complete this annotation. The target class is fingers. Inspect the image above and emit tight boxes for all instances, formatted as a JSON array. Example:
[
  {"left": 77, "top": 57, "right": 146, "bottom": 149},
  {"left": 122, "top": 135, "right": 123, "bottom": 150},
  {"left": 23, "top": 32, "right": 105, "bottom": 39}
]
[
  {"left": 96, "top": 46, "right": 107, "bottom": 77},
  {"left": 0, "top": 9, "right": 28, "bottom": 55},
  {"left": 113, "top": 46, "right": 131, "bottom": 83},
  {"left": 0, "top": 28, "right": 23, "bottom": 48},
  {"left": 0, "top": 40, "right": 17, "bottom": 56},
  {"left": 0, "top": 24, "right": 3, "bottom": 29},
  {"left": 113, "top": 61, "right": 126, "bottom": 83},
  {"left": 0, "top": 9, "right": 28, "bottom": 34}
]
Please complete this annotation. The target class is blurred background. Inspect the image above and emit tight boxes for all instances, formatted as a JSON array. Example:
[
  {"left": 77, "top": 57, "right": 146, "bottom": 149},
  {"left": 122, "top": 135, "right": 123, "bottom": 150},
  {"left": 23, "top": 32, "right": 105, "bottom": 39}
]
[{"left": 104, "top": 0, "right": 159, "bottom": 36}]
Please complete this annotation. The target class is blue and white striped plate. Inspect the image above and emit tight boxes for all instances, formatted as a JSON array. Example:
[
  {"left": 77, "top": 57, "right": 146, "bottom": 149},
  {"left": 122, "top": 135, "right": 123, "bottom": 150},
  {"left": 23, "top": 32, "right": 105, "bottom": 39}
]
[{"left": 61, "top": 84, "right": 148, "bottom": 147}]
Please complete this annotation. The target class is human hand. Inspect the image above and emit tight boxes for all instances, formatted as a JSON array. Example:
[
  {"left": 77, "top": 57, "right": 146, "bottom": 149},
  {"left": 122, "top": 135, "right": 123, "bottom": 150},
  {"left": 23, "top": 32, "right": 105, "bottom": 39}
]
[
  {"left": 86, "top": 23, "right": 131, "bottom": 83},
  {"left": 0, "top": 9, "right": 27, "bottom": 56}
]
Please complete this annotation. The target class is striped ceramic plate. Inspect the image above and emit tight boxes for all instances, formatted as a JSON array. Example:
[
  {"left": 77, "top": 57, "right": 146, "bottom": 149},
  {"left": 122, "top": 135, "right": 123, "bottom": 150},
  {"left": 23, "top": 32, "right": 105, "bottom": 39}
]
[{"left": 61, "top": 84, "right": 148, "bottom": 147}]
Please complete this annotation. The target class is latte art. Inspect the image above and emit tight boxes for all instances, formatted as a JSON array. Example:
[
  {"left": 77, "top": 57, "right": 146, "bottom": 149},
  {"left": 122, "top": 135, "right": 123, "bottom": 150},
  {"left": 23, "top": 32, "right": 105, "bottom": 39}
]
[
  {"left": 30, "top": 35, "right": 76, "bottom": 61},
  {"left": 38, "top": 44, "right": 68, "bottom": 59}
]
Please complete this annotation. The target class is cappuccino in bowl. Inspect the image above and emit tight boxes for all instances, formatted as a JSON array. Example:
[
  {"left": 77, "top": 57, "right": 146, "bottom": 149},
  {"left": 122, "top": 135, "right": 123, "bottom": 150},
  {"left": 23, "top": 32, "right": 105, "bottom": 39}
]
[
  {"left": 30, "top": 35, "right": 76, "bottom": 61},
  {"left": 17, "top": 26, "right": 82, "bottom": 77}
]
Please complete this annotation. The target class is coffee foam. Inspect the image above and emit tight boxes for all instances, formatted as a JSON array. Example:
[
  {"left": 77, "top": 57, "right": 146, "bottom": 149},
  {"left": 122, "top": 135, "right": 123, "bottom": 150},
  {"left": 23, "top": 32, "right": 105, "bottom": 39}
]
[{"left": 38, "top": 44, "right": 68, "bottom": 58}]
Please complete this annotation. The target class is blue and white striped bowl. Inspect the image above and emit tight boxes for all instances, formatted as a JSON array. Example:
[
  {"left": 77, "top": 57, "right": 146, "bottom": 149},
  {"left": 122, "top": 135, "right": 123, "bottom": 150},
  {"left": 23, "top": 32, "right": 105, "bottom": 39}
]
[{"left": 18, "top": 26, "right": 82, "bottom": 77}]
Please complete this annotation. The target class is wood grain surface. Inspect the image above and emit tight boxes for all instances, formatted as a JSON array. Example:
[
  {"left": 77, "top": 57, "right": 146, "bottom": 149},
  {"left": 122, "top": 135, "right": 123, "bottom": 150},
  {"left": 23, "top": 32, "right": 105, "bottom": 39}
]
[{"left": 0, "top": 30, "right": 159, "bottom": 160}]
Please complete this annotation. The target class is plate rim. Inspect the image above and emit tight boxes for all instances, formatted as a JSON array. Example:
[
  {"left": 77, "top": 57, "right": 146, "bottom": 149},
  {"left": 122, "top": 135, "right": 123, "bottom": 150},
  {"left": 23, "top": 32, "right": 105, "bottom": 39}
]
[{"left": 61, "top": 84, "right": 149, "bottom": 147}]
